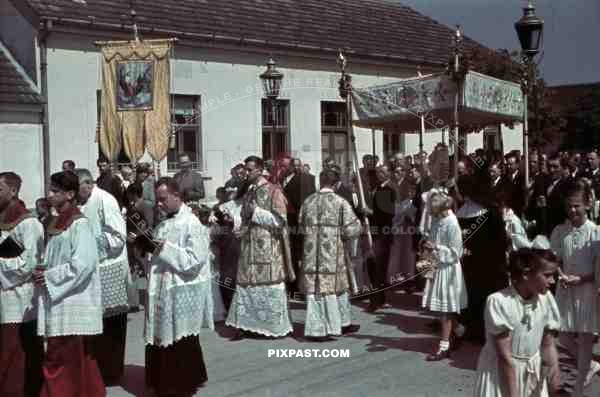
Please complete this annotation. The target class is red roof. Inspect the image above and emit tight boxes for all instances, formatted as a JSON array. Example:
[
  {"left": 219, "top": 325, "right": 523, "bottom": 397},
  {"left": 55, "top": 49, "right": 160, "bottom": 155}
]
[{"left": 26, "top": 0, "right": 487, "bottom": 67}]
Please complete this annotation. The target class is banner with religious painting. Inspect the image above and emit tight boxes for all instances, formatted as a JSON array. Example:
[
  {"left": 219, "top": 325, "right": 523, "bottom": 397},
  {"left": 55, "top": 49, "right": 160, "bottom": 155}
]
[
  {"left": 98, "top": 39, "right": 174, "bottom": 162},
  {"left": 116, "top": 60, "right": 154, "bottom": 111}
]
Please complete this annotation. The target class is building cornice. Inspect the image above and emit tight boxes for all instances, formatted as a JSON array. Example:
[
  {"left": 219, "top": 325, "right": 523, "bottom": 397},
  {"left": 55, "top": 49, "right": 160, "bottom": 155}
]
[{"left": 40, "top": 16, "right": 445, "bottom": 77}]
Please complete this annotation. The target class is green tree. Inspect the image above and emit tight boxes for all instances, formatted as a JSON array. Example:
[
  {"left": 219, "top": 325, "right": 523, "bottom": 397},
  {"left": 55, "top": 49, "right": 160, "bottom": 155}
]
[{"left": 463, "top": 45, "right": 567, "bottom": 151}]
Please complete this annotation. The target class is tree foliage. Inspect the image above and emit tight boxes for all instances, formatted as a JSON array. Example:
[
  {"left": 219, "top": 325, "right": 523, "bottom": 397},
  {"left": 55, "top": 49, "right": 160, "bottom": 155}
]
[{"left": 462, "top": 45, "right": 569, "bottom": 152}]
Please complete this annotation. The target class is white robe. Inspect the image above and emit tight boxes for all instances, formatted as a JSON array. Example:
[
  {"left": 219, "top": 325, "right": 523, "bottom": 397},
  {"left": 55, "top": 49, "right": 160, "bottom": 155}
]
[
  {"left": 38, "top": 218, "right": 103, "bottom": 337},
  {"left": 79, "top": 186, "right": 130, "bottom": 317},
  {"left": 145, "top": 204, "right": 210, "bottom": 347},
  {"left": 0, "top": 217, "right": 44, "bottom": 324}
]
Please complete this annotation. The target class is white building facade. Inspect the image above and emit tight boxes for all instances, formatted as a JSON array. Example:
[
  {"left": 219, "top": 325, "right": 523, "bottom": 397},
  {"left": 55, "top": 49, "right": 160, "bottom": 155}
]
[{"left": 1, "top": 0, "right": 523, "bottom": 205}]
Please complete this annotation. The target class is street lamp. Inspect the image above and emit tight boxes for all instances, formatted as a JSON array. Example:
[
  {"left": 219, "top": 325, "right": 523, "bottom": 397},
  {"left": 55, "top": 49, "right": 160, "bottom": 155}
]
[
  {"left": 515, "top": 1, "right": 544, "bottom": 58},
  {"left": 515, "top": 0, "right": 544, "bottom": 191},
  {"left": 260, "top": 58, "right": 284, "bottom": 160}
]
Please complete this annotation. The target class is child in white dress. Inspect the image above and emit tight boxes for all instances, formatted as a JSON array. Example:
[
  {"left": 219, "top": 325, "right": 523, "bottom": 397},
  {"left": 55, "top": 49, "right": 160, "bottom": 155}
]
[
  {"left": 421, "top": 191, "right": 468, "bottom": 360},
  {"left": 473, "top": 246, "right": 561, "bottom": 397},
  {"left": 550, "top": 181, "right": 600, "bottom": 396}
]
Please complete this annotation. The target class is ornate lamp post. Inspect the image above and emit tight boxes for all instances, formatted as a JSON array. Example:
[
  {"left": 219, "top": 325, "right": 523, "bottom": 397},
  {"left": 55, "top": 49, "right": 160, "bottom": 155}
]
[
  {"left": 260, "top": 58, "right": 284, "bottom": 160},
  {"left": 515, "top": 0, "right": 544, "bottom": 189}
]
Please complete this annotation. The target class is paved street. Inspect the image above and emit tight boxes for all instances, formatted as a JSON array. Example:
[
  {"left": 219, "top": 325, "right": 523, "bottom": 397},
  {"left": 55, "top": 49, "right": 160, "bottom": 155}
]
[{"left": 108, "top": 289, "right": 600, "bottom": 397}]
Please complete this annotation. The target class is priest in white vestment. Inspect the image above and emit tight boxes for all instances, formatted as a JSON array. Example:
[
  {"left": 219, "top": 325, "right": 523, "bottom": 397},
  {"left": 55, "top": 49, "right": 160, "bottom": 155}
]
[
  {"left": 226, "top": 156, "right": 295, "bottom": 338},
  {"left": 74, "top": 168, "right": 130, "bottom": 385},
  {"left": 0, "top": 172, "right": 44, "bottom": 396},
  {"left": 145, "top": 177, "right": 208, "bottom": 396},
  {"left": 35, "top": 170, "right": 105, "bottom": 397},
  {"left": 299, "top": 169, "right": 362, "bottom": 340}
]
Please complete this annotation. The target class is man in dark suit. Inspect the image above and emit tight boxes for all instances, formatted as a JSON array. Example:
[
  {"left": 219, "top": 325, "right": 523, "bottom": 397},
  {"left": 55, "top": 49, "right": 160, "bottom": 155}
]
[
  {"left": 586, "top": 152, "right": 600, "bottom": 196},
  {"left": 96, "top": 158, "right": 124, "bottom": 207},
  {"left": 501, "top": 153, "right": 526, "bottom": 218},
  {"left": 173, "top": 153, "right": 205, "bottom": 203},
  {"left": 532, "top": 155, "right": 574, "bottom": 236},
  {"left": 282, "top": 158, "right": 316, "bottom": 293},
  {"left": 367, "top": 165, "right": 396, "bottom": 312},
  {"left": 488, "top": 162, "right": 504, "bottom": 201}
]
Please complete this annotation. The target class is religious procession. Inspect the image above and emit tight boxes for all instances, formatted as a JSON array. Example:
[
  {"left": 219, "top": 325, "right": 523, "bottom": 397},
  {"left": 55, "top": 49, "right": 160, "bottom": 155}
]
[{"left": 2, "top": 0, "right": 600, "bottom": 396}]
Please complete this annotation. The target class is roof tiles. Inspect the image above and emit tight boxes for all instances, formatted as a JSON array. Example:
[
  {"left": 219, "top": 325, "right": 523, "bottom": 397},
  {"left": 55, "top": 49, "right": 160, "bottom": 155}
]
[{"left": 26, "top": 0, "right": 486, "bottom": 66}]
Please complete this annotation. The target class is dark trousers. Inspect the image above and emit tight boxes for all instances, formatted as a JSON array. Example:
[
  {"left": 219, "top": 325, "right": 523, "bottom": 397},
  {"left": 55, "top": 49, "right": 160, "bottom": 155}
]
[
  {"left": 217, "top": 233, "right": 240, "bottom": 313},
  {"left": 146, "top": 335, "right": 207, "bottom": 397},
  {"left": 286, "top": 231, "right": 303, "bottom": 295},
  {"left": 367, "top": 236, "right": 392, "bottom": 306},
  {"left": 91, "top": 313, "right": 128, "bottom": 386}
]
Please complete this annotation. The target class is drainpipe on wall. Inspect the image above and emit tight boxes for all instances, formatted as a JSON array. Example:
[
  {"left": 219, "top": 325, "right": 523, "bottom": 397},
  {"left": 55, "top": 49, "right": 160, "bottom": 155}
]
[{"left": 39, "top": 20, "right": 51, "bottom": 195}]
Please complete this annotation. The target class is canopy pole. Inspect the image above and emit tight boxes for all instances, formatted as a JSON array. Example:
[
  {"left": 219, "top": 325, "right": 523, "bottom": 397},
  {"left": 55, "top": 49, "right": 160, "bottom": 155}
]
[
  {"left": 371, "top": 129, "right": 376, "bottom": 158},
  {"left": 338, "top": 51, "right": 373, "bottom": 252},
  {"left": 419, "top": 115, "right": 425, "bottom": 154},
  {"left": 453, "top": 89, "right": 460, "bottom": 175},
  {"left": 348, "top": 87, "right": 373, "bottom": 250},
  {"left": 522, "top": 80, "right": 529, "bottom": 192}
]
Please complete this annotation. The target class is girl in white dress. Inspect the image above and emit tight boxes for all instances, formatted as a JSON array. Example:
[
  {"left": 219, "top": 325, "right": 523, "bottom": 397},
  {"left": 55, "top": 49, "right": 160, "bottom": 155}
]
[
  {"left": 550, "top": 181, "right": 600, "bottom": 396},
  {"left": 421, "top": 191, "right": 468, "bottom": 360},
  {"left": 473, "top": 246, "right": 561, "bottom": 397}
]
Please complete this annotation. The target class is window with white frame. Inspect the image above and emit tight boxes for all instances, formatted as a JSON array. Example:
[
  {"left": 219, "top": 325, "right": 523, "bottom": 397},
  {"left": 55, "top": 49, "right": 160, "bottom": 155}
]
[
  {"left": 168, "top": 95, "right": 203, "bottom": 172},
  {"left": 321, "top": 101, "right": 348, "bottom": 168},
  {"left": 262, "top": 99, "right": 290, "bottom": 161}
]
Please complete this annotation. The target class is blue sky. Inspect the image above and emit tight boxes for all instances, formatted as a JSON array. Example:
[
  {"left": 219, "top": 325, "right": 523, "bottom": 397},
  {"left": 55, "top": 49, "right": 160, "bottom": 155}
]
[{"left": 398, "top": 0, "right": 600, "bottom": 86}]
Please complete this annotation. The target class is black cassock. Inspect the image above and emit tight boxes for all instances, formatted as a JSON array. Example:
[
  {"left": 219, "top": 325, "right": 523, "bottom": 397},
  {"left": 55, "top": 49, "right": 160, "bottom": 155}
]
[{"left": 457, "top": 206, "right": 509, "bottom": 343}]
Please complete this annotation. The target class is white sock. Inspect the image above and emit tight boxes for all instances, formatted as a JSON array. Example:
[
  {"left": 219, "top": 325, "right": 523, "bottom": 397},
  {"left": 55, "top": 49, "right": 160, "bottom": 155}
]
[
  {"left": 454, "top": 323, "right": 465, "bottom": 338},
  {"left": 439, "top": 340, "right": 450, "bottom": 352}
]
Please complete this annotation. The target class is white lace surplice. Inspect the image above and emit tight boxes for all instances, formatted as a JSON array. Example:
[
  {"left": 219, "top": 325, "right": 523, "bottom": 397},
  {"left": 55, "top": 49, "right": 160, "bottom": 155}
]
[
  {"left": 473, "top": 288, "right": 561, "bottom": 397},
  {"left": 225, "top": 283, "right": 292, "bottom": 337},
  {"left": 0, "top": 218, "right": 44, "bottom": 324},
  {"left": 145, "top": 205, "right": 211, "bottom": 347},
  {"left": 79, "top": 186, "right": 130, "bottom": 317},
  {"left": 304, "top": 292, "right": 351, "bottom": 337},
  {"left": 39, "top": 218, "right": 103, "bottom": 337}
]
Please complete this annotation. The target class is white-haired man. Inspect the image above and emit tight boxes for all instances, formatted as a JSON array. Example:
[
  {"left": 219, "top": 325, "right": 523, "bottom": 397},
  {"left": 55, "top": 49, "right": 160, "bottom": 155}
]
[{"left": 74, "top": 168, "right": 129, "bottom": 386}]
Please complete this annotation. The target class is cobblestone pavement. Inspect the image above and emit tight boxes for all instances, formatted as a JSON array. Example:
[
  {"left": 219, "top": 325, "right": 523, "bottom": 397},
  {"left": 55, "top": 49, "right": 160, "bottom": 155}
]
[{"left": 108, "top": 290, "right": 600, "bottom": 397}]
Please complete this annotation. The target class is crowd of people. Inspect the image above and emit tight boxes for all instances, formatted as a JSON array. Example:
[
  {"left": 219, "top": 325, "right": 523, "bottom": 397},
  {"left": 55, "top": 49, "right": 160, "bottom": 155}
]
[{"left": 2, "top": 144, "right": 600, "bottom": 396}]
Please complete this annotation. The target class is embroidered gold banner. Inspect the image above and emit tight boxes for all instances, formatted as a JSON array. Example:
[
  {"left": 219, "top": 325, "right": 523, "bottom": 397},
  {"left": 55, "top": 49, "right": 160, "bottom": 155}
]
[{"left": 98, "top": 39, "right": 173, "bottom": 162}]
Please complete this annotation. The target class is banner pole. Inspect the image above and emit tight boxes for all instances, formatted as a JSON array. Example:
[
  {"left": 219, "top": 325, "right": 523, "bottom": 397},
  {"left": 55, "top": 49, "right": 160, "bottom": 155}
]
[{"left": 346, "top": 77, "right": 373, "bottom": 251}]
